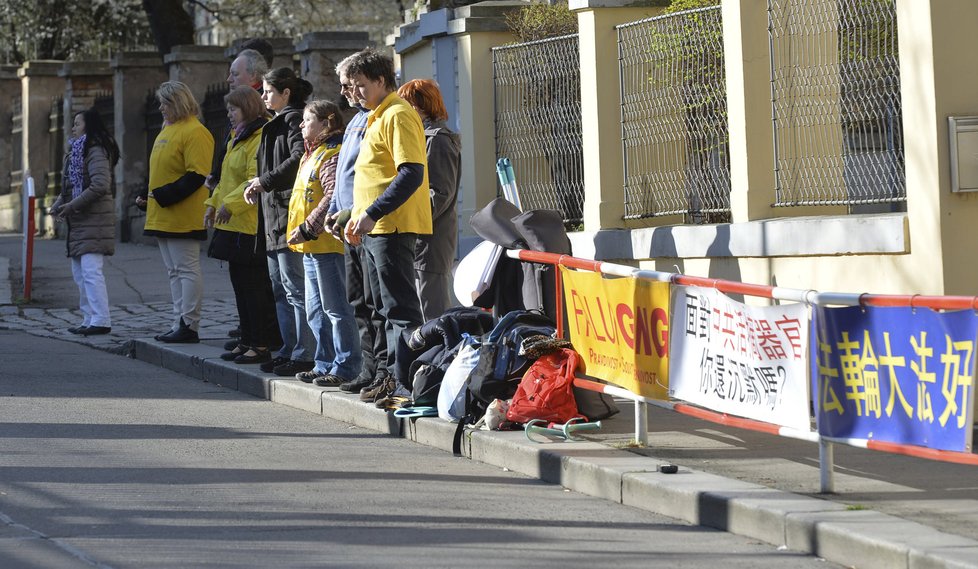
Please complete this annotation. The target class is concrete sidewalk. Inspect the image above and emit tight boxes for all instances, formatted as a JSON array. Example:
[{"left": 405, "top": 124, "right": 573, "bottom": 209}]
[{"left": 2, "top": 233, "right": 978, "bottom": 569}]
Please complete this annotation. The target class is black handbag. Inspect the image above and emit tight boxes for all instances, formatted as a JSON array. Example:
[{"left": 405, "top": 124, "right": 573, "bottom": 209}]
[{"left": 207, "top": 229, "right": 262, "bottom": 265}]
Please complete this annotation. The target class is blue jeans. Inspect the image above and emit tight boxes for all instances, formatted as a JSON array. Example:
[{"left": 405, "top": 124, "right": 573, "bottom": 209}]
[
  {"left": 267, "top": 248, "right": 315, "bottom": 362},
  {"left": 304, "top": 253, "right": 363, "bottom": 380}
]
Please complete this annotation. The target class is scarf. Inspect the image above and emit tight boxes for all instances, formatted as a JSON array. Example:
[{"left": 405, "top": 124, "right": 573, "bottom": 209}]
[{"left": 68, "top": 135, "right": 86, "bottom": 200}]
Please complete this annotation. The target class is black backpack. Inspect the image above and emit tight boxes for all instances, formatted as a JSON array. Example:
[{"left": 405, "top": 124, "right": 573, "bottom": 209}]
[
  {"left": 467, "top": 310, "right": 556, "bottom": 413},
  {"left": 410, "top": 340, "right": 464, "bottom": 407},
  {"left": 393, "top": 306, "right": 495, "bottom": 392}
]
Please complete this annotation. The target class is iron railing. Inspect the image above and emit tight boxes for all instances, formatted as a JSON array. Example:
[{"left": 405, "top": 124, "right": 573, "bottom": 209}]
[
  {"left": 769, "top": 0, "right": 904, "bottom": 208},
  {"left": 202, "top": 83, "right": 231, "bottom": 149},
  {"left": 493, "top": 34, "right": 584, "bottom": 224},
  {"left": 618, "top": 6, "right": 731, "bottom": 223},
  {"left": 93, "top": 90, "right": 114, "bottom": 138}
]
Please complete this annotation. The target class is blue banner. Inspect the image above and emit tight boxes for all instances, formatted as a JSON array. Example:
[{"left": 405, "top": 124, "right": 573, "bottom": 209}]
[{"left": 812, "top": 305, "right": 977, "bottom": 452}]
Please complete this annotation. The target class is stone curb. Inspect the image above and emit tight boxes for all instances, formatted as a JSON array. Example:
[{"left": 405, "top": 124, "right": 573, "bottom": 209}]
[{"left": 127, "top": 338, "right": 978, "bottom": 569}]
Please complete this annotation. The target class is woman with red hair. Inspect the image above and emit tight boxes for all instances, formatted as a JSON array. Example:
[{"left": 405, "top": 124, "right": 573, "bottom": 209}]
[{"left": 397, "top": 79, "right": 461, "bottom": 320}]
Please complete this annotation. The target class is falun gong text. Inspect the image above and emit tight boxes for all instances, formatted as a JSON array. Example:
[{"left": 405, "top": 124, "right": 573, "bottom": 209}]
[{"left": 560, "top": 267, "right": 671, "bottom": 400}]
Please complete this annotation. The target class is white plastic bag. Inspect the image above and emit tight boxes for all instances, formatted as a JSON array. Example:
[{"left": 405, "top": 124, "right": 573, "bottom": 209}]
[
  {"left": 482, "top": 399, "right": 510, "bottom": 430},
  {"left": 437, "top": 335, "right": 481, "bottom": 422}
]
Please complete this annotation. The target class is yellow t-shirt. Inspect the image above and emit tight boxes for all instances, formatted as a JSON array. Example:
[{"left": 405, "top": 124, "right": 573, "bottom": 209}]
[
  {"left": 352, "top": 92, "right": 432, "bottom": 235},
  {"left": 146, "top": 117, "right": 214, "bottom": 235}
]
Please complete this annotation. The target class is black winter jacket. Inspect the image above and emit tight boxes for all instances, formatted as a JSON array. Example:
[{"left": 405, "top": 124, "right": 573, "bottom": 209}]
[{"left": 256, "top": 105, "right": 304, "bottom": 251}]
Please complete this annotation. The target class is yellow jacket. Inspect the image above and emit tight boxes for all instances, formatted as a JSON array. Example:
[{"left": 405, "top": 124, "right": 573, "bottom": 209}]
[{"left": 205, "top": 121, "right": 264, "bottom": 235}]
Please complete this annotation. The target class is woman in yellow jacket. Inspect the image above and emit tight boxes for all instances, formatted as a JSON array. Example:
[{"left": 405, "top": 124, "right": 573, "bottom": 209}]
[
  {"left": 204, "top": 86, "right": 281, "bottom": 364},
  {"left": 286, "top": 100, "right": 362, "bottom": 386}
]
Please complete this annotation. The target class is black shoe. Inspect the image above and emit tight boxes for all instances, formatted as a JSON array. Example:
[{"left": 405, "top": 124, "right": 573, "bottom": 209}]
[
  {"left": 273, "top": 360, "right": 315, "bottom": 377},
  {"left": 339, "top": 376, "right": 374, "bottom": 393},
  {"left": 234, "top": 348, "right": 270, "bottom": 365},
  {"left": 223, "top": 339, "right": 240, "bottom": 351},
  {"left": 79, "top": 326, "right": 111, "bottom": 336},
  {"left": 313, "top": 374, "right": 347, "bottom": 387},
  {"left": 154, "top": 329, "right": 176, "bottom": 341},
  {"left": 158, "top": 326, "right": 199, "bottom": 344},
  {"left": 68, "top": 325, "right": 85, "bottom": 334},
  {"left": 220, "top": 345, "right": 248, "bottom": 361},
  {"left": 228, "top": 326, "right": 241, "bottom": 338},
  {"left": 260, "top": 356, "right": 290, "bottom": 373}
]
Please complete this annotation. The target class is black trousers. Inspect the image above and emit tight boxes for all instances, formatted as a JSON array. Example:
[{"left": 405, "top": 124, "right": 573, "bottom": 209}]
[
  {"left": 346, "top": 242, "right": 387, "bottom": 380},
  {"left": 229, "top": 258, "right": 281, "bottom": 349},
  {"left": 361, "top": 233, "right": 424, "bottom": 374}
]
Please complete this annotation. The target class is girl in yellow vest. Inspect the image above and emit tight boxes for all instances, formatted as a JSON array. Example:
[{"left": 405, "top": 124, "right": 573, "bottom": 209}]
[{"left": 286, "top": 100, "right": 363, "bottom": 386}]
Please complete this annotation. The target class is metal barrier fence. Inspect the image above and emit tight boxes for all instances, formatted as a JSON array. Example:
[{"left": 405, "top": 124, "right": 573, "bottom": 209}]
[
  {"left": 507, "top": 248, "right": 978, "bottom": 493},
  {"left": 617, "top": 6, "right": 731, "bottom": 222},
  {"left": 493, "top": 35, "right": 584, "bottom": 224},
  {"left": 769, "top": 0, "right": 905, "bottom": 207}
]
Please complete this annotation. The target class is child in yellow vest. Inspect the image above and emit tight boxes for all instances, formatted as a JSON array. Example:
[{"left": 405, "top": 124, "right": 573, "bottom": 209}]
[{"left": 286, "top": 100, "right": 363, "bottom": 385}]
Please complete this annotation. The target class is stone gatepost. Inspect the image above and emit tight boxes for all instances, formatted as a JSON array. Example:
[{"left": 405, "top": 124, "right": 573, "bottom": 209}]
[
  {"left": 266, "top": 37, "right": 298, "bottom": 71},
  {"left": 60, "top": 61, "right": 113, "bottom": 121},
  {"left": 444, "top": 3, "right": 520, "bottom": 250},
  {"left": 45, "top": 61, "right": 114, "bottom": 237},
  {"left": 0, "top": 65, "right": 20, "bottom": 230},
  {"left": 163, "top": 45, "right": 228, "bottom": 105},
  {"left": 296, "top": 32, "right": 373, "bottom": 106},
  {"left": 570, "top": 0, "right": 665, "bottom": 232},
  {"left": 17, "top": 61, "right": 64, "bottom": 200},
  {"left": 111, "top": 52, "right": 166, "bottom": 244},
  {"left": 0, "top": 65, "right": 19, "bottom": 197}
]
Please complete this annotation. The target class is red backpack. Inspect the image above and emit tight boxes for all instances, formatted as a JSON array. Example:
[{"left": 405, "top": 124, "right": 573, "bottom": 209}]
[{"left": 506, "top": 348, "right": 582, "bottom": 425}]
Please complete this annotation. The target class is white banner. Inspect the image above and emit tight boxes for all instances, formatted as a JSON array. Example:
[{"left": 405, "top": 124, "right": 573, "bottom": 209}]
[{"left": 669, "top": 286, "right": 812, "bottom": 431}]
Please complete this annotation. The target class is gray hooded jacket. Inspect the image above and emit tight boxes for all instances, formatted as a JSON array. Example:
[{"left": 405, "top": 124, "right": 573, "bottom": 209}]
[{"left": 415, "top": 119, "right": 461, "bottom": 274}]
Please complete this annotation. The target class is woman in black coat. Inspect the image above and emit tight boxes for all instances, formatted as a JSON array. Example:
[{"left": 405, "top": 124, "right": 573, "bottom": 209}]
[{"left": 243, "top": 67, "right": 317, "bottom": 377}]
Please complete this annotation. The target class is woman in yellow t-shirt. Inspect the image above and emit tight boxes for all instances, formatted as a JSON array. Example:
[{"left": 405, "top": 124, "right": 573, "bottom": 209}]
[
  {"left": 138, "top": 81, "right": 214, "bottom": 344},
  {"left": 203, "top": 86, "right": 281, "bottom": 365},
  {"left": 285, "top": 100, "right": 362, "bottom": 385}
]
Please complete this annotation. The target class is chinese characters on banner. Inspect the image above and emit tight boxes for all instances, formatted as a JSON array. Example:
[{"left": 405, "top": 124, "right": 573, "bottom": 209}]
[
  {"left": 669, "top": 286, "right": 811, "bottom": 431},
  {"left": 813, "top": 305, "right": 977, "bottom": 452},
  {"left": 560, "top": 266, "right": 670, "bottom": 400}
]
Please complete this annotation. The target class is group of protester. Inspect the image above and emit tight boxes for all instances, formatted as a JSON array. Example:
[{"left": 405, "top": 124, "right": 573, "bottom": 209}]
[{"left": 54, "top": 44, "right": 462, "bottom": 403}]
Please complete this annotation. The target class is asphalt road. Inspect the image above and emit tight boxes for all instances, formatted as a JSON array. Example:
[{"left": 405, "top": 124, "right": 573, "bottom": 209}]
[{"left": 0, "top": 329, "right": 840, "bottom": 569}]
